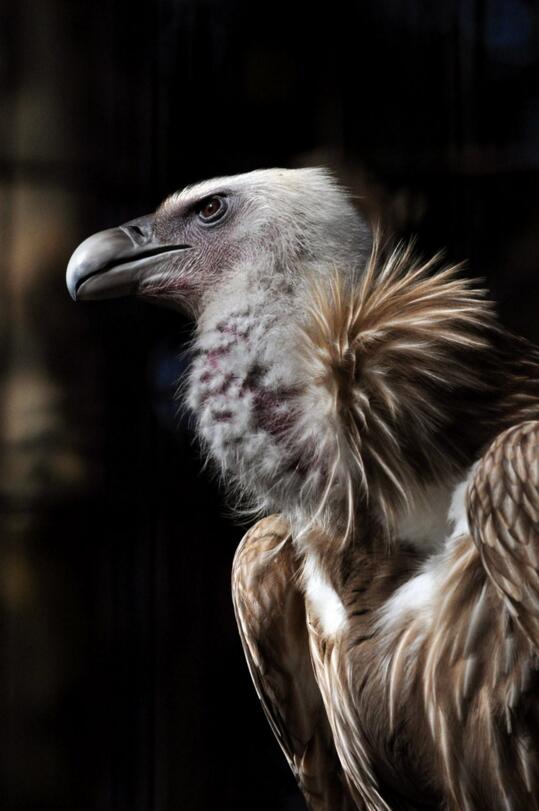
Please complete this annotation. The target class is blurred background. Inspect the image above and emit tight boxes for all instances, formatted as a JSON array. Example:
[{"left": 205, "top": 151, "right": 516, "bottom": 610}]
[{"left": 0, "top": 1, "right": 538, "bottom": 809}]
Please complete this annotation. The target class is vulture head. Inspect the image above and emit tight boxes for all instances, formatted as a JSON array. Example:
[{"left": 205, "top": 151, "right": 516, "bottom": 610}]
[{"left": 67, "top": 168, "right": 370, "bottom": 317}]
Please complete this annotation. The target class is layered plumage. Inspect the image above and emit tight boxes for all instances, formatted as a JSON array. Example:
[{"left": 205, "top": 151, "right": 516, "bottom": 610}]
[
  {"left": 232, "top": 243, "right": 539, "bottom": 810},
  {"left": 66, "top": 168, "right": 539, "bottom": 810}
]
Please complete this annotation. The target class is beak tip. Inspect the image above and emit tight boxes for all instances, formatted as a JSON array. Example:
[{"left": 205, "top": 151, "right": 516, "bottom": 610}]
[
  {"left": 66, "top": 273, "right": 77, "bottom": 302},
  {"left": 65, "top": 233, "right": 113, "bottom": 302},
  {"left": 66, "top": 254, "right": 83, "bottom": 301}
]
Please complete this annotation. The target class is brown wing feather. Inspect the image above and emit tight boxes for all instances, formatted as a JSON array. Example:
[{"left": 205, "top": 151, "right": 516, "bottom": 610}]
[
  {"left": 468, "top": 420, "right": 539, "bottom": 650},
  {"left": 232, "top": 515, "right": 359, "bottom": 810}
]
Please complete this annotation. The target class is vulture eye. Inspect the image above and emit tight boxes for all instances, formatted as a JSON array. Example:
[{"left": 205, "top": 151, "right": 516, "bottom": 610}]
[{"left": 197, "top": 196, "right": 227, "bottom": 223}]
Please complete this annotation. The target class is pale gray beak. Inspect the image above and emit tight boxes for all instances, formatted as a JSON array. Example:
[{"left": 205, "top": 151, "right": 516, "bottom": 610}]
[{"left": 66, "top": 214, "right": 190, "bottom": 301}]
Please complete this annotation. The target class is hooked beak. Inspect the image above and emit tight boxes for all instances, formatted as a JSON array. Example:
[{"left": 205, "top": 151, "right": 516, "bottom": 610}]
[{"left": 66, "top": 214, "right": 190, "bottom": 302}]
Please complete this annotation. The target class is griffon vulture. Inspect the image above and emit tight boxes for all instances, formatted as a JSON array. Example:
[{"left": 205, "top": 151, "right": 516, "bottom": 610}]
[{"left": 67, "top": 168, "right": 539, "bottom": 810}]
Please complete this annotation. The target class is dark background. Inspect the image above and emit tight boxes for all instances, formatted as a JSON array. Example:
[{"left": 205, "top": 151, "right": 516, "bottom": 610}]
[{"left": 0, "top": 1, "right": 538, "bottom": 809}]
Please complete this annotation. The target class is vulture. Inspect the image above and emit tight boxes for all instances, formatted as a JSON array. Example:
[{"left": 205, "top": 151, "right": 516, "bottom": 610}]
[{"left": 67, "top": 168, "right": 539, "bottom": 810}]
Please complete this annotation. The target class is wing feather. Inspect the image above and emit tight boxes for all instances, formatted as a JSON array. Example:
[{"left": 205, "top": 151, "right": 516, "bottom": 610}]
[
  {"left": 232, "top": 515, "right": 358, "bottom": 810},
  {"left": 468, "top": 421, "right": 539, "bottom": 649}
]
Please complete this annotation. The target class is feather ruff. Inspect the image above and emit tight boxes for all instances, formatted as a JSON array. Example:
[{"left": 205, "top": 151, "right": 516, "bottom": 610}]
[{"left": 294, "top": 236, "right": 497, "bottom": 540}]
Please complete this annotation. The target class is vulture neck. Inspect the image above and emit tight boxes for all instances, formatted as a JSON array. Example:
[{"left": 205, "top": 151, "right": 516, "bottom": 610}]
[
  {"left": 188, "top": 253, "right": 539, "bottom": 553},
  {"left": 187, "top": 269, "right": 305, "bottom": 514}
]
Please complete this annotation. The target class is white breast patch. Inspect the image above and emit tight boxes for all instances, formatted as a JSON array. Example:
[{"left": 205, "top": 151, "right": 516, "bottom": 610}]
[
  {"left": 303, "top": 552, "right": 348, "bottom": 637},
  {"left": 378, "top": 467, "right": 474, "bottom": 634}
]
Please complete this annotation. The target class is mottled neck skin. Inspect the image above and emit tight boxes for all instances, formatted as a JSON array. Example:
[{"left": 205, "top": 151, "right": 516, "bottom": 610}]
[{"left": 187, "top": 280, "right": 310, "bottom": 521}]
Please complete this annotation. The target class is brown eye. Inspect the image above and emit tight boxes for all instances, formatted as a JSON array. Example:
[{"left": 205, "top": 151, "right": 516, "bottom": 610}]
[{"left": 197, "top": 196, "right": 227, "bottom": 223}]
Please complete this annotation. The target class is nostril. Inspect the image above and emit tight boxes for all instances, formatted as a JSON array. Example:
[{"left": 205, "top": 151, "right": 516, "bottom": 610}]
[
  {"left": 121, "top": 214, "right": 155, "bottom": 244},
  {"left": 123, "top": 222, "right": 152, "bottom": 245}
]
